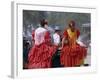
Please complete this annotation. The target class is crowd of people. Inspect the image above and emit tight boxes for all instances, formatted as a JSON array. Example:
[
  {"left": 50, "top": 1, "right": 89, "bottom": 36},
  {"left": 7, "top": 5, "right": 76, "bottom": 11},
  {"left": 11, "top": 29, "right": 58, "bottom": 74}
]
[{"left": 23, "top": 19, "right": 88, "bottom": 69}]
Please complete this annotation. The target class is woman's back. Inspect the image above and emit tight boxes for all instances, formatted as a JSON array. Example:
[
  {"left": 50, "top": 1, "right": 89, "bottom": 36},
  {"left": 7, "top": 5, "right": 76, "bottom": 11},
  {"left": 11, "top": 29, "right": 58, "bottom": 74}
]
[{"left": 34, "top": 27, "right": 47, "bottom": 45}]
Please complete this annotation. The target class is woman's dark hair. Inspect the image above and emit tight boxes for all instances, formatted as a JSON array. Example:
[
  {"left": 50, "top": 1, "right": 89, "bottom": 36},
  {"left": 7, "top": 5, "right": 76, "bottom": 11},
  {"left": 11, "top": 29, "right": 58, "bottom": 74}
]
[
  {"left": 68, "top": 20, "right": 75, "bottom": 27},
  {"left": 40, "top": 19, "right": 48, "bottom": 27}
]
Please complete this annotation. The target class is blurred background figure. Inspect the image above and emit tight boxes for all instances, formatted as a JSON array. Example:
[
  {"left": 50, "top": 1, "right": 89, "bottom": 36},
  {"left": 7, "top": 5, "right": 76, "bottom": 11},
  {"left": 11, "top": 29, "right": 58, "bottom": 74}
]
[
  {"left": 23, "top": 37, "right": 31, "bottom": 69},
  {"left": 31, "top": 27, "right": 35, "bottom": 46},
  {"left": 53, "top": 26, "right": 61, "bottom": 46},
  {"left": 52, "top": 26, "right": 62, "bottom": 67}
]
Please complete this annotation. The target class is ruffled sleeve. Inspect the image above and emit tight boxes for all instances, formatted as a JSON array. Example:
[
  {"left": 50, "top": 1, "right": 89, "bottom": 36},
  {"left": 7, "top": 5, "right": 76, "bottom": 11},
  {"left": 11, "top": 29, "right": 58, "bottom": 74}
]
[{"left": 44, "top": 31, "right": 51, "bottom": 44}]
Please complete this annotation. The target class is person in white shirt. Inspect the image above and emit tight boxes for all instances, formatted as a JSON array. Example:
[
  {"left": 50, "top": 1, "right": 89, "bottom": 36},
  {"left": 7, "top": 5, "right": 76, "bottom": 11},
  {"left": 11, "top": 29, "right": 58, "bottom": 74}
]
[
  {"left": 52, "top": 26, "right": 62, "bottom": 67},
  {"left": 53, "top": 26, "right": 61, "bottom": 46}
]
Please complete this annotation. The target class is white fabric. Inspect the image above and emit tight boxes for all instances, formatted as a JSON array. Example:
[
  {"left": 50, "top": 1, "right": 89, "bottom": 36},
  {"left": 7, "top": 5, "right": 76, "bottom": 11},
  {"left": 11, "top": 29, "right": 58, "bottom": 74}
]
[
  {"left": 53, "top": 33, "right": 60, "bottom": 45},
  {"left": 34, "top": 27, "right": 47, "bottom": 45}
]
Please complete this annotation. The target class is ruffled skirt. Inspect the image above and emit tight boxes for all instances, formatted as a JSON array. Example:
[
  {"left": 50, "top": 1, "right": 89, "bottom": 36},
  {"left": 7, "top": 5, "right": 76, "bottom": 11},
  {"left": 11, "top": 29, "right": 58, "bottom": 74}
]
[
  {"left": 60, "top": 44, "right": 87, "bottom": 67},
  {"left": 28, "top": 43, "right": 56, "bottom": 69}
]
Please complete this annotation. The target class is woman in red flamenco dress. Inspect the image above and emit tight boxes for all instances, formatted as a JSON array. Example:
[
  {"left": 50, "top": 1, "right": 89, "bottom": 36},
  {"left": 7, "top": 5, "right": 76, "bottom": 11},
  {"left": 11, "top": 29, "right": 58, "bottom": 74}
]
[
  {"left": 28, "top": 19, "right": 56, "bottom": 69},
  {"left": 60, "top": 20, "right": 87, "bottom": 67}
]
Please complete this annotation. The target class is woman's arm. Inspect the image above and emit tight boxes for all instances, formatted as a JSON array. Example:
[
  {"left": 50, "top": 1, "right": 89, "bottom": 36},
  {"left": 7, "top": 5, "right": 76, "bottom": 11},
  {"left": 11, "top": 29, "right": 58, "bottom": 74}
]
[
  {"left": 59, "top": 35, "right": 67, "bottom": 50},
  {"left": 62, "top": 37, "right": 66, "bottom": 48},
  {"left": 59, "top": 30, "right": 68, "bottom": 50}
]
